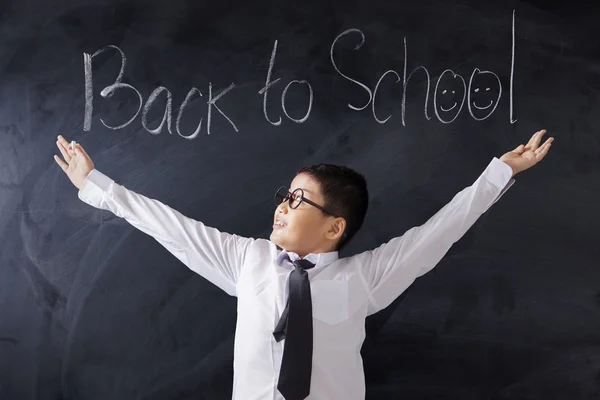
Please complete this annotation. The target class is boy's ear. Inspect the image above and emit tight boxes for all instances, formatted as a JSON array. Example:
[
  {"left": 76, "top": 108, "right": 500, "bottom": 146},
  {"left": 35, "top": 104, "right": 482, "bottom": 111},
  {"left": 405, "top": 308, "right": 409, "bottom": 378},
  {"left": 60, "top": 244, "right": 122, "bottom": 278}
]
[{"left": 327, "top": 217, "right": 346, "bottom": 241}]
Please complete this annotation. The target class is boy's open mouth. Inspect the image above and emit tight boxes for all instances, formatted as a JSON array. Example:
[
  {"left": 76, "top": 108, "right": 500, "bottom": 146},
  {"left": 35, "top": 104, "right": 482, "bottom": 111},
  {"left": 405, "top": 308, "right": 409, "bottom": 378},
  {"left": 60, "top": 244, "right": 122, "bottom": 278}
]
[{"left": 273, "top": 218, "right": 287, "bottom": 229}]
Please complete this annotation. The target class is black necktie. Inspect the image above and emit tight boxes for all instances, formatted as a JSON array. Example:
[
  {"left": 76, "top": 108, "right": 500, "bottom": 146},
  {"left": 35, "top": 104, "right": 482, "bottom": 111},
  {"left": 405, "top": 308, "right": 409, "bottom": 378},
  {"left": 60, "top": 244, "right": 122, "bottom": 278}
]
[{"left": 273, "top": 256, "right": 316, "bottom": 400}]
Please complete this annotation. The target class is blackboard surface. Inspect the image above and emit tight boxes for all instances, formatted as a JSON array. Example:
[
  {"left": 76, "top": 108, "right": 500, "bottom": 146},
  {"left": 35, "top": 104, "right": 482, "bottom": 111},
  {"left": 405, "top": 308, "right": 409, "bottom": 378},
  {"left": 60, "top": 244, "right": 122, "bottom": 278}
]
[{"left": 1, "top": 0, "right": 599, "bottom": 398}]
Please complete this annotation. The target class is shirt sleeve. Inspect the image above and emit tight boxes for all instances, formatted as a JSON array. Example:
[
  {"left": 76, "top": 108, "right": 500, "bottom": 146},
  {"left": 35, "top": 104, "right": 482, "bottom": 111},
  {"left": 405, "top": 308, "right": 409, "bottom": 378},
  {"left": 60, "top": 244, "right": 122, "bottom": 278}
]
[
  {"left": 77, "top": 169, "right": 255, "bottom": 297},
  {"left": 358, "top": 157, "right": 515, "bottom": 316}
]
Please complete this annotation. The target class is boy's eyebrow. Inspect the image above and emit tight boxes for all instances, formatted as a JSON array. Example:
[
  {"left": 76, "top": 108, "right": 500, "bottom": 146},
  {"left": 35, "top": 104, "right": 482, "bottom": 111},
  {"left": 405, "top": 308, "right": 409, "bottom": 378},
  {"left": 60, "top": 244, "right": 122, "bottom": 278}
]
[{"left": 292, "top": 187, "right": 312, "bottom": 194}]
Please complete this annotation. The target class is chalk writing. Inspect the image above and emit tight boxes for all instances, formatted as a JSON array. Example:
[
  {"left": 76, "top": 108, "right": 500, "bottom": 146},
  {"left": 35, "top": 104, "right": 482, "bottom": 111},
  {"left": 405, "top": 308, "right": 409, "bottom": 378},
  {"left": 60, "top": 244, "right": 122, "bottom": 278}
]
[
  {"left": 510, "top": 9, "right": 517, "bottom": 123},
  {"left": 259, "top": 40, "right": 314, "bottom": 125},
  {"left": 82, "top": 10, "right": 517, "bottom": 136},
  {"left": 259, "top": 40, "right": 283, "bottom": 126},
  {"left": 83, "top": 45, "right": 143, "bottom": 131},
  {"left": 331, "top": 10, "right": 516, "bottom": 126},
  {"left": 142, "top": 87, "right": 172, "bottom": 135},
  {"left": 330, "top": 29, "right": 373, "bottom": 111},
  {"left": 83, "top": 47, "right": 238, "bottom": 137},
  {"left": 433, "top": 70, "right": 466, "bottom": 124},
  {"left": 176, "top": 88, "right": 203, "bottom": 139},
  {"left": 281, "top": 80, "right": 313, "bottom": 123},
  {"left": 467, "top": 68, "right": 502, "bottom": 121}
]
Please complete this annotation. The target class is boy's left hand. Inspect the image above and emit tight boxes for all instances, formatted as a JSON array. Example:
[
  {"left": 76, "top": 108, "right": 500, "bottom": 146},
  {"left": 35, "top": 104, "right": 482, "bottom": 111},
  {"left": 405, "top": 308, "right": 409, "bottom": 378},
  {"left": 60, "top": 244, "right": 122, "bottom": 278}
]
[{"left": 499, "top": 129, "right": 554, "bottom": 177}]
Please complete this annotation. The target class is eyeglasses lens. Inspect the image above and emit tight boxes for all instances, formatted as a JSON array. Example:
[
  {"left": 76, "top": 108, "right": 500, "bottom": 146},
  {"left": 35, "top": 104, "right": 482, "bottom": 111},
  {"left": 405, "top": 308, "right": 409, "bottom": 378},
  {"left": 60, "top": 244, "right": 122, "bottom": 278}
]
[
  {"left": 275, "top": 187, "right": 303, "bottom": 209},
  {"left": 275, "top": 187, "right": 288, "bottom": 206}
]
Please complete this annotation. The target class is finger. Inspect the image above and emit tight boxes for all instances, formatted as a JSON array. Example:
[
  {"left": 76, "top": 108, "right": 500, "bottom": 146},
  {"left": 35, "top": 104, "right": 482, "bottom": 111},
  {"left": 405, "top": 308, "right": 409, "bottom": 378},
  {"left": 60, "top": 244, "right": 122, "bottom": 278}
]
[
  {"left": 524, "top": 131, "right": 538, "bottom": 149},
  {"left": 57, "top": 135, "right": 71, "bottom": 150},
  {"left": 60, "top": 136, "right": 77, "bottom": 157},
  {"left": 73, "top": 145, "right": 82, "bottom": 162},
  {"left": 525, "top": 129, "right": 546, "bottom": 150},
  {"left": 56, "top": 139, "right": 72, "bottom": 163},
  {"left": 528, "top": 130, "right": 543, "bottom": 151},
  {"left": 531, "top": 129, "right": 547, "bottom": 151},
  {"left": 535, "top": 137, "right": 554, "bottom": 154},
  {"left": 56, "top": 140, "right": 72, "bottom": 163},
  {"left": 535, "top": 142, "right": 552, "bottom": 160},
  {"left": 53, "top": 154, "right": 68, "bottom": 172},
  {"left": 513, "top": 144, "right": 525, "bottom": 153},
  {"left": 537, "top": 144, "right": 550, "bottom": 160},
  {"left": 75, "top": 143, "right": 91, "bottom": 160}
]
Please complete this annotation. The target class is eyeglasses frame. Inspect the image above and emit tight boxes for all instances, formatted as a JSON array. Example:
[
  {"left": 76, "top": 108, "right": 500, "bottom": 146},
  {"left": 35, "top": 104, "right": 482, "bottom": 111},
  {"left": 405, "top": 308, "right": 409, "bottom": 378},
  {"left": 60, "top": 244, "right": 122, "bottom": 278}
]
[{"left": 275, "top": 186, "right": 348, "bottom": 239}]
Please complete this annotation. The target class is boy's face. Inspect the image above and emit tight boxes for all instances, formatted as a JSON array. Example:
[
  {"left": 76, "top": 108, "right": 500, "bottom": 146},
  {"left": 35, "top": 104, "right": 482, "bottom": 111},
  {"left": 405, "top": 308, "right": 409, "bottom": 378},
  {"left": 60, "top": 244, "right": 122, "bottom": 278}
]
[{"left": 270, "top": 173, "right": 343, "bottom": 258}]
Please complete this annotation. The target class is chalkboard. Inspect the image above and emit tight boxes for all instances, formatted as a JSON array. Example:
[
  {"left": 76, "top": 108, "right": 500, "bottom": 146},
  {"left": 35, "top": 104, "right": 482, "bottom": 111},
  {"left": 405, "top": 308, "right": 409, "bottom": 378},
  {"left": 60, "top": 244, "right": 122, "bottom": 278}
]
[{"left": 1, "top": 0, "right": 599, "bottom": 398}]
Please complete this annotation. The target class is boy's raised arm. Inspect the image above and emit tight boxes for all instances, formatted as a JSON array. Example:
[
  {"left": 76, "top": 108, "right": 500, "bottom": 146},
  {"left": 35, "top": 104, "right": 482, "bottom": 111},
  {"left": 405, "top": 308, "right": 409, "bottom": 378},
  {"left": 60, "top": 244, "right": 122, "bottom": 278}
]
[
  {"left": 78, "top": 169, "right": 255, "bottom": 296},
  {"left": 77, "top": 169, "right": 255, "bottom": 296},
  {"left": 357, "top": 157, "right": 515, "bottom": 316},
  {"left": 54, "top": 135, "right": 254, "bottom": 297}
]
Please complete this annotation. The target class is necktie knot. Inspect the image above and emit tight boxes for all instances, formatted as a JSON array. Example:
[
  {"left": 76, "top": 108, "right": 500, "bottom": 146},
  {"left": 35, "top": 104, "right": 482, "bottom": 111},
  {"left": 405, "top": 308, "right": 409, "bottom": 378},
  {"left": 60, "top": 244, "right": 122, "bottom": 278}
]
[{"left": 292, "top": 258, "right": 315, "bottom": 270}]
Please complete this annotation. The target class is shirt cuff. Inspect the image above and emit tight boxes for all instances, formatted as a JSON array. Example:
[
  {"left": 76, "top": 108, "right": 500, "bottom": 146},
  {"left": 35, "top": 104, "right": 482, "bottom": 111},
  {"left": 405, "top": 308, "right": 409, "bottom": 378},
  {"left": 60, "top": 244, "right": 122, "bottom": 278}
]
[
  {"left": 77, "top": 169, "right": 115, "bottom": 207},
  {"left": 483, "top": 157, "right": 513, "bottom": 189},
  {"left": 482, "top": 157, "right": 515, "bottom": 212}
]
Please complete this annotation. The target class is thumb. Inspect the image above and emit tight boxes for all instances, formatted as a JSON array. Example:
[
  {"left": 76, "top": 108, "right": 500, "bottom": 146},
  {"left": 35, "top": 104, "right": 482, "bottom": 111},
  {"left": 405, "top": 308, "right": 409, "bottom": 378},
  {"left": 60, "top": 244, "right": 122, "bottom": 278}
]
[
  {"left": 71, "top": 146, "right": 79, "bottom": 162},
  {"left": 513, "top": 144, "right": 525, "bottom": 154}
]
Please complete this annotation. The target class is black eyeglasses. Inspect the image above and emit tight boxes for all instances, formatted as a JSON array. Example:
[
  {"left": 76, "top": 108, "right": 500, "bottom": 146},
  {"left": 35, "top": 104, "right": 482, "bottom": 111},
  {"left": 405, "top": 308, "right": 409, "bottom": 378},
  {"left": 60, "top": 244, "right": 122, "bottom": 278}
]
[{"left": 275, "top": 186, "right": 348, "bottom": 238}]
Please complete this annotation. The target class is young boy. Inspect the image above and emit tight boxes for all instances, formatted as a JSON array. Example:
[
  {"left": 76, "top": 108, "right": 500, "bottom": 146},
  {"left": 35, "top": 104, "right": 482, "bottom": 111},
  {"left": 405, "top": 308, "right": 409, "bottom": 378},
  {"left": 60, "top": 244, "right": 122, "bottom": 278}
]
[{"left": 54, "top": 130, "right": 553, "bottom": 400}]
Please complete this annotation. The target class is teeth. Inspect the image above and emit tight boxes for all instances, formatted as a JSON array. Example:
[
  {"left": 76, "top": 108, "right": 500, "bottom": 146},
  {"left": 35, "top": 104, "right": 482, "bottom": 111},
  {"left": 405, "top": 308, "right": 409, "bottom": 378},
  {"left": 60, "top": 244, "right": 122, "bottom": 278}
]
[{"left": 275, "top": 221, "right": 286, "bottom": 227}]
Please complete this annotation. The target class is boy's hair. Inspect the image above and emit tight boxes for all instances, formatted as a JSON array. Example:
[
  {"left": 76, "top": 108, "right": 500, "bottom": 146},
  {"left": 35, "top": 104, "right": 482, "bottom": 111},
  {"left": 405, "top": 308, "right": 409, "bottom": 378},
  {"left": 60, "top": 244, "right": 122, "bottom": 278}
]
[{"left": 295, "top": 164, "right": 369, "bottom": 251}]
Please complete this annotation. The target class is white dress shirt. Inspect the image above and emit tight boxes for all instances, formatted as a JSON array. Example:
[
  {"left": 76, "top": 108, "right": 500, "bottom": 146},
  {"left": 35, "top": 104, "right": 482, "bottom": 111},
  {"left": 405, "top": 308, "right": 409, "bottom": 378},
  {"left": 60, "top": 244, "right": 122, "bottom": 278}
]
[{"left": 77, "top": 157, "right": 515, "bottom": 400}]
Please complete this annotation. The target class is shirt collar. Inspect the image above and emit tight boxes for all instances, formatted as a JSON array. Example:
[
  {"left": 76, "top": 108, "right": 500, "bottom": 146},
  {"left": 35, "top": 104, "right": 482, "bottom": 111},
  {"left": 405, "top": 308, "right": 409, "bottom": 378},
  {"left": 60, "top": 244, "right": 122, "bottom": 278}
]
[{"left": 274, "top": 246, "right": 339, "bottom": 269}]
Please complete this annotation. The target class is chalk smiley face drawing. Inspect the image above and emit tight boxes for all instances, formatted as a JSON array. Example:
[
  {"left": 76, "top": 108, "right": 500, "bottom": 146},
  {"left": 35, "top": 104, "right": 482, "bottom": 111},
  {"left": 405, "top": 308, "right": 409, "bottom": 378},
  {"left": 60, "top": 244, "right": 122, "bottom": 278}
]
[
  {"left": 439, "top": 90, "right": 458, "bottom": 112},
  {"left": 468, "top": 68, "right": 502, "bottom": 121},
  {"left": 434, "top": 69, "right": 466, "bottom": 123}
]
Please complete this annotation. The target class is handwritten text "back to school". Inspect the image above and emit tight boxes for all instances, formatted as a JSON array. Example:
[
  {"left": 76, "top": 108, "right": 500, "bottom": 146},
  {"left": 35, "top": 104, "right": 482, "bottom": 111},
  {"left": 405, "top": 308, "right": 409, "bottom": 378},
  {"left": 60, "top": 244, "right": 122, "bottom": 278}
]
[{"left": 83, "top": 11, "right": 517, "bottom": 138}]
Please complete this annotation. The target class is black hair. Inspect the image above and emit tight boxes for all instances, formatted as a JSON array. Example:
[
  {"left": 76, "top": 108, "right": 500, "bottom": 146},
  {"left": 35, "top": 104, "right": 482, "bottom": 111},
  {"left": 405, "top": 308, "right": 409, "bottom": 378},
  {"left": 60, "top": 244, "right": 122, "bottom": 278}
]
[{"left": 295, "top": 164, "right": 369, "bottom": 252}]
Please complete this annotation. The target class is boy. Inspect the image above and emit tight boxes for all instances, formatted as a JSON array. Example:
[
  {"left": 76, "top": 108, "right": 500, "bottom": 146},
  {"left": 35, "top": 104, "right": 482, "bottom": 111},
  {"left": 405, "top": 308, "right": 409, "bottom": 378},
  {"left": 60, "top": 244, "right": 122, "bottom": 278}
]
[{"left": 54, "top": 130, "right": 553, "bottom": 400}]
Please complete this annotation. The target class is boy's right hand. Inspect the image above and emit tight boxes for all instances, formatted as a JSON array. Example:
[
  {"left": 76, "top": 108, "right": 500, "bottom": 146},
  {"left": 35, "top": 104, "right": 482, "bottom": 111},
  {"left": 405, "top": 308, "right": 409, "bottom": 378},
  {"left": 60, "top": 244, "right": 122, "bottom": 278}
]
[{"left": 54, "top": 135, "right": 95, "bottom": 190}]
